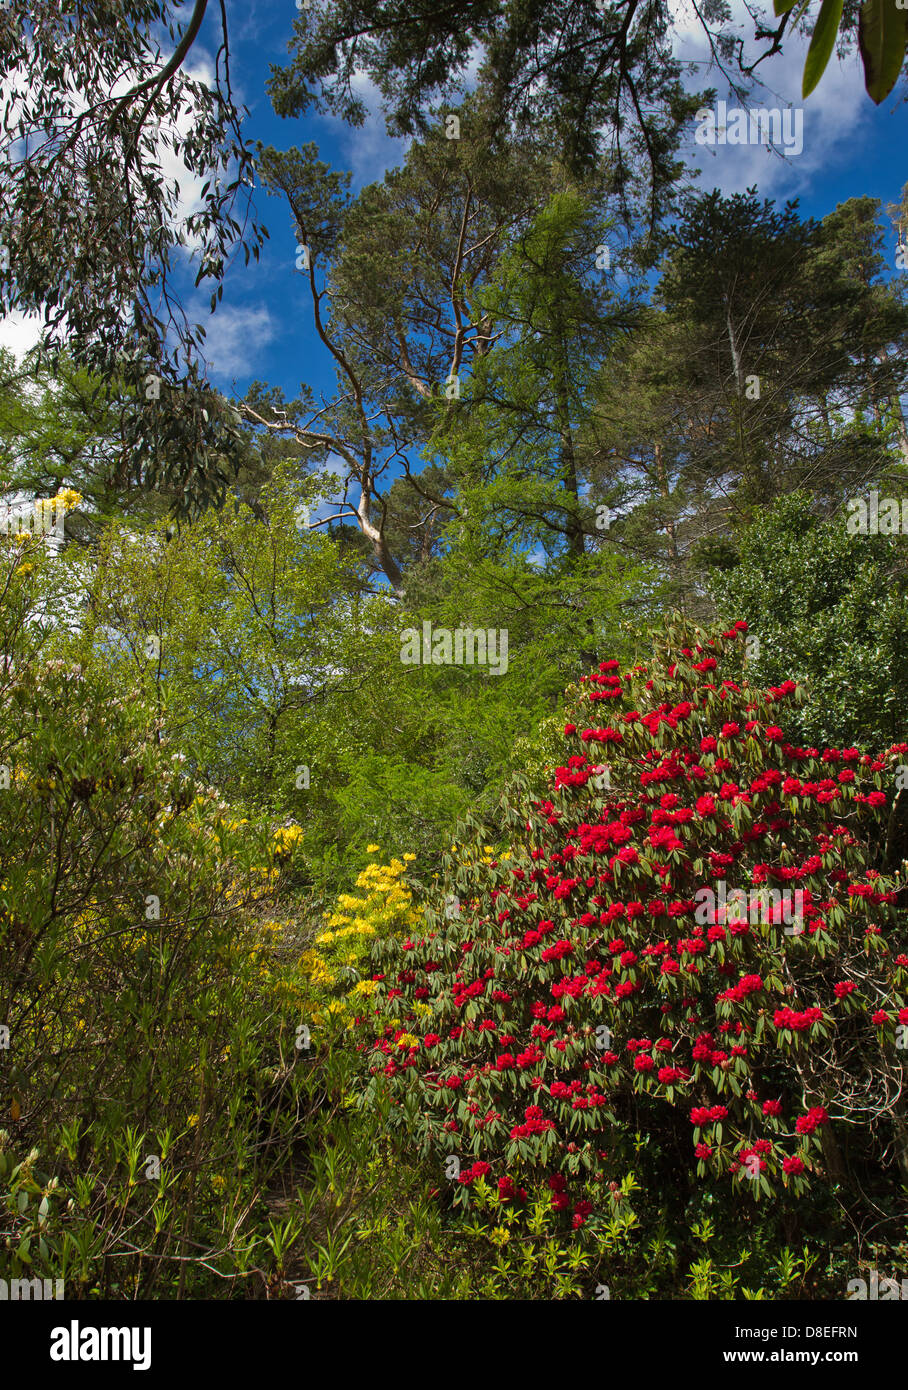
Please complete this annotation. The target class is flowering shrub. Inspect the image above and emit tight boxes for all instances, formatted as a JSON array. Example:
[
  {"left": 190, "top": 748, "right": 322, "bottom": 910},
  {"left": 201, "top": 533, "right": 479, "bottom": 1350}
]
[
  {"left": 300, "top": 847, "right": 420, "bottom": 1023},
  {"left": 0, "top": 545, "right": 327, "bottom": 1297},
  {"left": 358, "top": 615, "right": 908, "bottom": 1236}
]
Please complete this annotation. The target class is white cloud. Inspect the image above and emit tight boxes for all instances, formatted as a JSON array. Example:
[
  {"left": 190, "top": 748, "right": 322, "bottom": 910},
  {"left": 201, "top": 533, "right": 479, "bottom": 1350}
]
[
  {"left": 461, "top": 40, "right": 485, "bottom": 93},
  {"left": 0, "top": 311, "right": 44, "bottom": 360},
  {"left": 342, "top": 71, "right": 410, "bottom": 187},
  {"left": 0, "top": 39, "right": 237, "bottom": 372},
  {"left": 197, "top": 303, "right": 278, "bottom": 379},
  {"left": 159, "top": 73, "right": 215, "bottom": 229},
  {"left": 671, "top": 0, "right": 872, "bottom": 198}
]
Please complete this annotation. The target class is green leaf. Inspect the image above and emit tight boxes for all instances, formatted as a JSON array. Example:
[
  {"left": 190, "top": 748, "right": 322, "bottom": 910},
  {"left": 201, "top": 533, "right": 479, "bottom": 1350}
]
[
  {"left": 803, "top": 0, "right": 845, "bottom": 96},
  {"left": 858, "top": 0, "right": 908, "bottom": 102}
]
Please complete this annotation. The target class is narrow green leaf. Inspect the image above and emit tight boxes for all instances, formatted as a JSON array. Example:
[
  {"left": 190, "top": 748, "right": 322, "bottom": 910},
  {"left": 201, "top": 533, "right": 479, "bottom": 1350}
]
[
  {"left": 858, "top": 0, "right": 908, "bottom": 103},
  {"left": 803, "top": 0, "right": 845, "bottom": 95}
]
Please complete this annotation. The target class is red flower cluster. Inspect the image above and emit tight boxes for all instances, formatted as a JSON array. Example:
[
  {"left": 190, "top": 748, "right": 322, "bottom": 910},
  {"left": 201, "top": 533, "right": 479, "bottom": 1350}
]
[
  {"left": 510, "top": 1104, "right": 555, "bottom": 1139},
  {"left": 360, "top": 620, "right": 906, "bottom": 1223},
  {"left": 773, "top": 1006, "right": 824, "bottom": 1032},
  {"left": 795, "top": 1106, "right": 829, "bottom": 1136},
  {"left": 458, "top": 1160, "right": 492, "bottom": 1186},
  {"left": 690, "top": 1105, "right": 729, "bottom": 1125}
]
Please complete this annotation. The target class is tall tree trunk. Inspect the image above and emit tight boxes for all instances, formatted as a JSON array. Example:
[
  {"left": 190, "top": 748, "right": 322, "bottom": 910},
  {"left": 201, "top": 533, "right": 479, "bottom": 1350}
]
[
  {"left": 554, "top": 374, "right": 585, "bottom": 559},
  {"left": 655, "top": 440, "right": 679, "bottom": 567},
  {"left": 876, "top": 346, "right": 908, "bottom": 467},
  {"left": 725, "top": 301, "right": 759, "bottom": 497}
]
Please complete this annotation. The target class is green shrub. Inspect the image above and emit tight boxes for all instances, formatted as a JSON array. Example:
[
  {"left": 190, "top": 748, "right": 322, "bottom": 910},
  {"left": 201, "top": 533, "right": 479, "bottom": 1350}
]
[
  {"left": 0, "top": 543, "right": 324, "bottom": 1297},
  {"left": 355, "top": 614, "right": 908, "bottom": 1292}
]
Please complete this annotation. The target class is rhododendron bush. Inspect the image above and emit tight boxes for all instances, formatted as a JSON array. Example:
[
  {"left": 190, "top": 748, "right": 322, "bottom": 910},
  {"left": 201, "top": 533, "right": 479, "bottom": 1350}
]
[{"left": 357, "top": 616, "right": 908, "bottom": 1236}]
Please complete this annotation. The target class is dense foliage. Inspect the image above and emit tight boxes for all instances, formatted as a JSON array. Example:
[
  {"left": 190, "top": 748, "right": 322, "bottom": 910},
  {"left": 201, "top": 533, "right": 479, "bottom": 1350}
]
[
  {"left": 3, "top": 0, "right": 908, "bottom": 1306},
  {"left": 710, "top": 493, "right": 908, "bottom": 755},
  {"left": 356, "top": 617, "right": 908, "bottom": 1292}
]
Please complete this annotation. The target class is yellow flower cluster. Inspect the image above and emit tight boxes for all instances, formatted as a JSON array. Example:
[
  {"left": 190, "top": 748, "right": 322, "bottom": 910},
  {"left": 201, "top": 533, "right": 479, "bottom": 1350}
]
[
  {"left": 300, "top": 950, "right": 336, "bottom": 989},
  {"left": 300, "top": 848, "right": 420, "bottom": 1020},
  {"left": 16, "top": 490, "right": 84, "bottom": 567},
  {"left": 271, "top": 824, "right": 304, "bottom": 856},
  {"left": 31, "top": 488, "right": 83, "bottom": 519}
]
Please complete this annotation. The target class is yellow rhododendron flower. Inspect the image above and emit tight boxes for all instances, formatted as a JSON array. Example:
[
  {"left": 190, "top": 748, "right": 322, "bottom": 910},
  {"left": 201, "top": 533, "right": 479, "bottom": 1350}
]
[
  {"left": 297, "top": 851, "right": 422, "bottom": 1022},
  {"left": 271, "top": 824, "right": 303, "bottom": 853}
]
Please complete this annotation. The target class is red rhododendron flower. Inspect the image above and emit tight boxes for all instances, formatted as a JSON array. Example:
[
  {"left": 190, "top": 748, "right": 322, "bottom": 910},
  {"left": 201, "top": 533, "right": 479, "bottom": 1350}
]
[
  {"left": 362, "top": 622, "right": 904, "bottom": 1220},
  {"left": 795, "top": 1106, "right": 829, "bottom": 1135}
]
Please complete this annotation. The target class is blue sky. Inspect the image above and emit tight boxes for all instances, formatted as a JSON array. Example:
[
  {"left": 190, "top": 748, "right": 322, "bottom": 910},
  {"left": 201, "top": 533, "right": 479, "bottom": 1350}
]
[
  {"left": 182, "top": 0, "right": 907, "bottom": 409},
  {"left": 3, "top": 0, "right": 905, "bottom": 411},
  {"left": 180, "top": 0, "right": 410, "bottom": 401}
]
